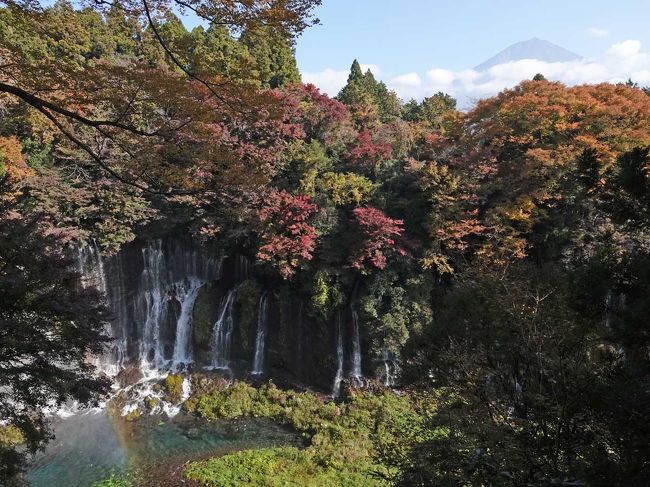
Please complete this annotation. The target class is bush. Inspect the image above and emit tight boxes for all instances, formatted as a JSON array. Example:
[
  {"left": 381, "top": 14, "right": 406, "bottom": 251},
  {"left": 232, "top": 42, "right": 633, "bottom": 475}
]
[
  {"left": 90, "top": 474, "right": 131, "bottom": 487},
  {"left": 164, "top": 374, "right": 184, "bottom": 403},
  {"left": 186, "top": 447, "right": 386, "bottom": 486},
  {"left": 186, "top": 380, "right": 436, "bottom": 484}
]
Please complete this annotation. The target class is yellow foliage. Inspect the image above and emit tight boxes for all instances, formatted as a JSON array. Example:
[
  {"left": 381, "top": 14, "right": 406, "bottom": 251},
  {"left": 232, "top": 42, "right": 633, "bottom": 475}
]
[
  {"left": 319, "top": 172, "right": 375, "bottom": 206},
  {"left": 0, "top": 136, "right": 32, "bottom": 202}
]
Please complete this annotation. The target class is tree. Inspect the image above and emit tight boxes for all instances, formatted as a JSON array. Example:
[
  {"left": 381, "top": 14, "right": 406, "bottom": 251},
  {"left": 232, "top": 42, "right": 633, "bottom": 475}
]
[
  {"left": 0, "top": 0, "right": 321, "bottom": 195},
  {"left": 0, "top": 0, "right": 321, "bottom": 478},
  {"left": 400, "top": 262, "right": 649, "bottom": 487},
  {"left": 461, "top": 80, "right": 650, "bottom": 265},
  {"left": 345, "top": 128, "right": 393, "bottom": 168},
  {"left": 256, "top": 190, "right": 319, "bottom": 279},
  {"left": 350, "top": 206, "right": 407, "bottom": 271},
  {"left": 401, "top": 92, "right": 457, "bottom": 130},
  {"left": 239, "top": 26, "right": 301, "bottom": 88},
  {"left": 337, "top": 60, "right": 401, "bottom": 123},
  {"left": 0, "top": 185, "right": 111, "bottom": 479}
]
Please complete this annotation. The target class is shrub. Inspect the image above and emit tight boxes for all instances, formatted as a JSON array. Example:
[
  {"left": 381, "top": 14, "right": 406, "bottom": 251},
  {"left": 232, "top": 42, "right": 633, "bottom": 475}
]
[{"left": 164, "top": 374, "right": 185, "bottom": 403}]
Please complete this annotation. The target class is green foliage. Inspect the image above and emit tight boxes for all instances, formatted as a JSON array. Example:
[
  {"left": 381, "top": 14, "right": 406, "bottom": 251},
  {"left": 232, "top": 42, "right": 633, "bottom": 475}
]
[
  {"left": 164, "top": 374, "right": 185, "bottom": 403},
  {"left": 240, "top": 26, "right": 300, "bottom": 88},
  {"left": 311, "top": 270, "right": 344, "bottom": 315},
  {"left": 186, "top": 380, "right": 435, "bottom": 486},
  {"left": 0, "top": 192, "right": 110, "bottom": 479},
  {"left": 235, "top": 279, "right": 263, "bottom": 352},
  {"left": 0, "top": 427, "right": 23, "bottom": 449},
  {"left": 90, "top": 474, "right": 132, "bottom": 487},
  {"left": 186, "top": 446, "right": 384, "bottom": 486},
  {"left": 359, "top": 271, "right": 433, "bottom": 355},
  {"left": 337, "top": 60, "right": 401, "bottom": 123},
  {"left": 401, "top": 93, "right": 456, "bottom": 129}
]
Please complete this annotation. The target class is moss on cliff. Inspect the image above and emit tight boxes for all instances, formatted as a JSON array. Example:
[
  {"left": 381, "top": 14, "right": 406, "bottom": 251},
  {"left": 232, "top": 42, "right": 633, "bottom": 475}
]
[
  {"left": 234, "top": 279, "right": 262, "bottom": 355},
  {"left": 192, "top": 283, "right": 220, "bottom": 363}
]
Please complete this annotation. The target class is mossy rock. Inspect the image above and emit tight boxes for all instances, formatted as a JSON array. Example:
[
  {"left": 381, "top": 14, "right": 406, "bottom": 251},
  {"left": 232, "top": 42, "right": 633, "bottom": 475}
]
[
  {"left": 145, "top": 396, "right": 161, "bottom": 412},
  {"left": 164, "top": 374, "right": 185, "bottom": 403},
  {"left": 124, "top": 408, "right": 141, "bottom": 422},
  {"left": 192, "top": 283, "right": 221, "bottom": 363},
  {"left": 0, "top": 425, "right": 24, "bottom": 448},
  {"left": 234, "top": 279, "right": 262, "bottom": 355}
]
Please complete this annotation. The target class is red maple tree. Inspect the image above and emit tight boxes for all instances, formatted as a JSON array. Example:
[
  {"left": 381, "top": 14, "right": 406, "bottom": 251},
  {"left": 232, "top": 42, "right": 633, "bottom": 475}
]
[
  {"left": 351, "top": 206, "right": 407, "bottom": 270},
  {"left": 256, "top": 190, "right": 319, "bottom": 278}
]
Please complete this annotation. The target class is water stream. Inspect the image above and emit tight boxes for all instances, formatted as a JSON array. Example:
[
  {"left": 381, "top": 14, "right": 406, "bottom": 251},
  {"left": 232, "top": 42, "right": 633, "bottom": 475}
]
[
  {"left": 332, "top": 310, "right": 345, "bottom": 398},
  {"left": 251, "top": 292, "right": 269, "bottom": 375},
  {"left": 27, "top": 411, "right": 301, "bottom": 487},
  {"left": 350, "top": 307, "right": 363, "bottom": 379},
  {"left": 210, "top": 289, "right": 238, "bottom": 370}
]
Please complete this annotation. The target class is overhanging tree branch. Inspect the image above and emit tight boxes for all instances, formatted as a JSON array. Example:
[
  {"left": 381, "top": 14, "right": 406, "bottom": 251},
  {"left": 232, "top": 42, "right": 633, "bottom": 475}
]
[
  {"left": 35, "top": 106, "right": 200, "bottom": 196},
  {"left": 0, "top": 82, "right": 166, "bottom": 137}
]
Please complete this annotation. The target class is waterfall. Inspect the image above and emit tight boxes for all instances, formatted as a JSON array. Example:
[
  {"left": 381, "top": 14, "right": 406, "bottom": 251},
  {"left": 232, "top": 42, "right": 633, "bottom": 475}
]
[
  {"left": 76, "top": 238, "right": 222, "bottom": 376},
  {"left": 381, "top": 349, "right": 400, "bottom": 387},
  {"left": 332, "top": 310, "right": 345, "bottom": 398},
  {"left": 107, "top": 251, "right": 129, "bottom": 372},
  {"left": 139, "top": 241, "right": 167, "bottom": 372},
  {"left": 235, "top": 254, "right": 254, "bottom": 281},
  {"left": 350, "top": 307, "right": 363, "bottom": 379},
  {"left": 76, "top": 240, "right": 107, "bottom": 294},
  {"left": 170, "top": 278, "right": 203, "bottom": 369},
  {"left": 210, "top": 289, "right": 237, "bottom": 369},
  {"left": 76, "top": 241, "right": 116, "bottom": 376},
  {"left": 251, "top": 292, "right": 269, "bottom": 375},
  {"left": 133, "top": 240, "right": 221, "bottom": 374}
]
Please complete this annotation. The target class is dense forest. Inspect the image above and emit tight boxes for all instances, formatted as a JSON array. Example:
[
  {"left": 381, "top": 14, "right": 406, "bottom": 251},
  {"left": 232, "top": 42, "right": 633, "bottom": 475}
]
[{"left": 1, "top": 0, "right": 649, "bottom": 486}]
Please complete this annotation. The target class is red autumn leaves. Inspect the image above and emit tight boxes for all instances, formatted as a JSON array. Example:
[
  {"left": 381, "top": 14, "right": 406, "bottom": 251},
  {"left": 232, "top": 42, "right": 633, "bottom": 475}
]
[
  {"left": 350, "top": 206, "right": 407, "bottom": 271},
  {"left": 256, "top": 190, "right": 407, "bottom": 278}
]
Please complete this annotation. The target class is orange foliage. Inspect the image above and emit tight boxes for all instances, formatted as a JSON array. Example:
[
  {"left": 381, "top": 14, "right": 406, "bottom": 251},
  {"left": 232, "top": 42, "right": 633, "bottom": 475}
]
[
  {"left": 462, "top": 80, "right": 650, "bottom": 263},
  {"left": 0, "top": 136, "right": 32, "bottom": 201}
]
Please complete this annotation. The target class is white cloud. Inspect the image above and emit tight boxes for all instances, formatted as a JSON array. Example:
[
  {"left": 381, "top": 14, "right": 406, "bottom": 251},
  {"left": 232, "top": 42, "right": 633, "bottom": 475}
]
[
  {"left": 301, "top": 68, "right": 349, "bottom": 96},
  {"left": 426, "top": 68, "right": 456, "bottom": 86},
  {"left": 303, "top": 41, "right": 650, "bottom": 108},
  {"left": 392, "top": 72, "right": 422, "bottom": 87},
  {"left": 389, "top": 72, "right": 423, "bottom": 100},
  {"left": 607, "top": 39, "right": 641, "bottom": 58},
  {"left": 301, "top": 62, "right": 380, "bottom": 96},
  {"left": 587, "top": 27, "right": 609, "bottom": 38},
  {"left": 360, "top": 64, "right": 381, "bottom": 75}
]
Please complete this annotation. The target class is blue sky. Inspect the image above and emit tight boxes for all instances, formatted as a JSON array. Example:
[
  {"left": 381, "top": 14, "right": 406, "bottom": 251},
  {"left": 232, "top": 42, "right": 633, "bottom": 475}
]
[
  {"left": 296, "top": 0, "right": 650, "bottom": 72},
  {"left": 291, "top": 0, "right": 650, "bottom": 101}
]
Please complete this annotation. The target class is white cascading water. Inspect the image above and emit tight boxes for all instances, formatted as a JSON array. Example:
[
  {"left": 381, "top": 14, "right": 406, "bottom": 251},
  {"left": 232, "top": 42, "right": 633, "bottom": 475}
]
[
  {"left": 77, "top": 240, "right": 108, "bottom": 294},
  {"left": 76, "top": 241, "right": 121, "bottom": 377},
  {"left": 134, "top": 240, "right": 220, "bottom": 375},
  {"left": 332, "top": 310, "right": 345, "bottom": 398},
  {"left": 139, "top": 241, "right": 167, "bottom": 374},
  {"left": 251, "top": 292, "right": 269, "bottom": 375},
  {"left": 381, "top": 349, "right": 400, "bottom": 387},
  {"left": 76, "top": 238, "right": 221, "bottom": 377},
  {"left": 170, "top": 278, "right": 203, "bottom": 370},
  {"left": 108, "top": 251, "right": 129, "bottom": 372},
  {"left": 350, "top": 307, "right": 363, "bottom": 379},
  {"left": 210, "top": 289, "right": 237, "bottom": 369}
]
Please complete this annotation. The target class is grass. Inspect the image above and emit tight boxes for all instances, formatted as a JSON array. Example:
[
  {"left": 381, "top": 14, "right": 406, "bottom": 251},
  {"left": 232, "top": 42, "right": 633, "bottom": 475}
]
[{"left": 183, "top": 380, "right": 439, "bottom": 486}]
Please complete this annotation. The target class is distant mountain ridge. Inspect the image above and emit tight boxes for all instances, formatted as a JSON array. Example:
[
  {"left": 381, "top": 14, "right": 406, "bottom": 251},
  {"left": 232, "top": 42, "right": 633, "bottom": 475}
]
[{"left": 474, "top": 38, "right": 581, "bottom": 71}]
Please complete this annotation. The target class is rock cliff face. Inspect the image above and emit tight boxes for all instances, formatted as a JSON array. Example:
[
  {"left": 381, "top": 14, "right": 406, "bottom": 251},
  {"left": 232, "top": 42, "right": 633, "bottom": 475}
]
[{"left": 78, "top": 236, "right": 381, "bottom": 393}]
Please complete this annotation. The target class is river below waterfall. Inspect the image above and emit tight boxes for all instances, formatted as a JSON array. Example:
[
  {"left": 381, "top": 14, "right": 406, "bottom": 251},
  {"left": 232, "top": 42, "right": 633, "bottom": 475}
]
[{"left": 27, "top": 411, "right": 302, "bottom": 487}]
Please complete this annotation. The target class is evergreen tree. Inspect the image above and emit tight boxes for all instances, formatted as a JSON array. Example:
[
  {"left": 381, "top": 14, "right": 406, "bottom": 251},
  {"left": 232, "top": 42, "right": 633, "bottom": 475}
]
[
  {"left": 239, "top": 26, "right": 300, "bottom": 88},
  {"left": 338, "top": 60, "right": 401, "bottom": 123},
  {"left": 400, "top": 92, "right": 456, "bottom": 128}
]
